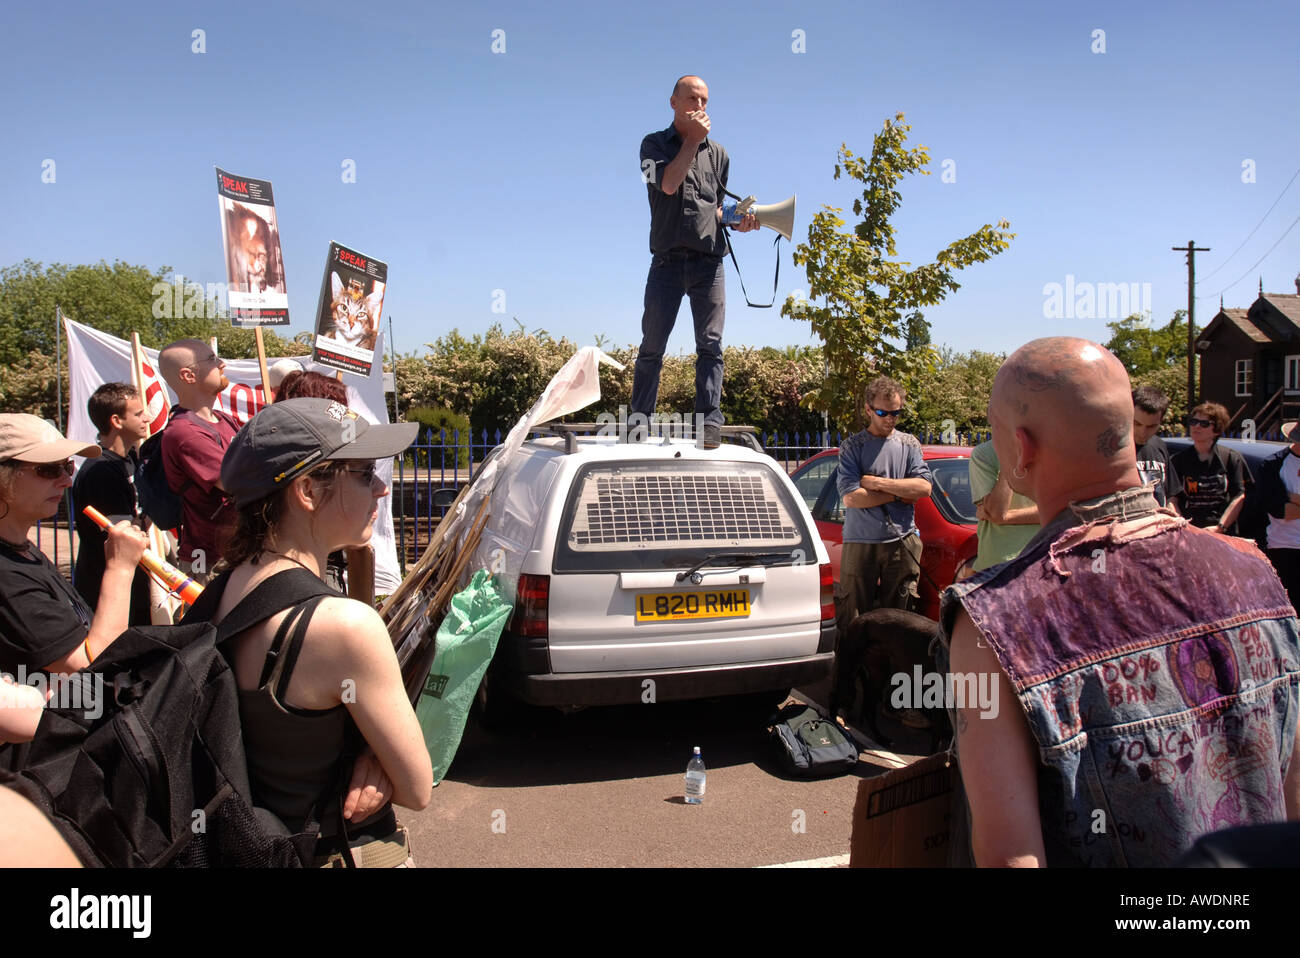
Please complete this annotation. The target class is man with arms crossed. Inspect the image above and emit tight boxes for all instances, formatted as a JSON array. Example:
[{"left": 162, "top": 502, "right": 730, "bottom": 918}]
[
  {"left": 831, "top": 377, "right": 932, "bottom": 715},
  {"left": 941, "top": 338, "right": 1300, "bottom": 866}
]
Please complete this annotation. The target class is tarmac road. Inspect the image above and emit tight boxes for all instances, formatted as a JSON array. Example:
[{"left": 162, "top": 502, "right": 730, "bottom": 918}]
[{"left": 401, "top": 678, "right": 934, "bottom": 868}]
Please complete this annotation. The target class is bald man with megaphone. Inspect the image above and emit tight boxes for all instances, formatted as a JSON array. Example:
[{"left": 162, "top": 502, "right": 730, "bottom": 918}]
[{"left": 632, "top": 74, "right": 762, "bottom": 450}]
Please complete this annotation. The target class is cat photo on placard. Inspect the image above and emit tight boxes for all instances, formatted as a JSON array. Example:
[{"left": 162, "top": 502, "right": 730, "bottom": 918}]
[
  {"left": 310, "top": 241, "right": 388, "bottom": 377},
  {"left": 327, "top": 272, "right": 384, "bottom": 351}
]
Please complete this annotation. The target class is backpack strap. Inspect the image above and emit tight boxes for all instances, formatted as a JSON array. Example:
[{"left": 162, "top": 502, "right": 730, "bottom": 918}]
[
  {"left": 181, "top": 567, "right": 338, "bottom": 643},
  {"left": 260, "top": 598, "right": 328, "bottom": 704},
  {"left": 216, "top": 569, "right": 337, "bottom": 644}
]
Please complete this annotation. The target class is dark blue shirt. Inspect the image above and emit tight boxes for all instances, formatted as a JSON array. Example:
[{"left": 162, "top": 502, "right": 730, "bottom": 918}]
[{"left": 640, "top": 125, "right": 729, "bottom": 255}]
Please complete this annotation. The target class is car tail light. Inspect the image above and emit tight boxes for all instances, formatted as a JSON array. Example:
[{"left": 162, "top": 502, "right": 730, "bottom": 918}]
[
  {"left": 512, "top": 574, "right": 550, "bottom": 638},
  {"left": 819, "top": 563, "right": 835, "bottom": 622}
]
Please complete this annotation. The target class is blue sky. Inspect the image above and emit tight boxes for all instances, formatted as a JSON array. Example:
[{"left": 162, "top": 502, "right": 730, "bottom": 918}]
[{"left": 4, "top": 0, "right": 1298, "bottom": 359}]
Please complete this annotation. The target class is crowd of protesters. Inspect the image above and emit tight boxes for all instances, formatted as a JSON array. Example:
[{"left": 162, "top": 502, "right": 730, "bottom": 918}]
[
  {"left": 0, "top": 340, "right": 430, "bottom": 867},
  {"left": 832, "top": 341, "right": 1299, "bottom": 867},
  {"left": 0, "top": 333, "right": 1297, "bottom": 869}
]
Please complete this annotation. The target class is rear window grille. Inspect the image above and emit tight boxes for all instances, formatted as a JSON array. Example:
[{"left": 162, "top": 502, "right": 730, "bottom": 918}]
[{"left": 569, "top": 472, "right": 800, "bottom": 548}]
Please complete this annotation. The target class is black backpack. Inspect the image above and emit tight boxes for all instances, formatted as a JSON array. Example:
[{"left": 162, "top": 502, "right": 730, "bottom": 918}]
[
  {"left": 11, "top": 570, "right": 337, "bottom": 867},
  {"left": 135, "top": 424, "right": 187, "bottom": 531},
  {"left": 769, "top": 703, "right": 860, "bottom": 777}
]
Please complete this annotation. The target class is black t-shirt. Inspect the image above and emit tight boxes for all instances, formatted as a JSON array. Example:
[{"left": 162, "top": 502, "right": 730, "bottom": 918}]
[
  {"left": 1135, "top": 435, "right": 1182, "bottom": 507},
  {"left": 1172, "top": 443, "right": 1248, "bottom": 530},
  {"left": 71, "top": 448, "right": 150, "bottom": 625},
  {"left": 0, "top": 541, "right": 93, "bottom": 674}
]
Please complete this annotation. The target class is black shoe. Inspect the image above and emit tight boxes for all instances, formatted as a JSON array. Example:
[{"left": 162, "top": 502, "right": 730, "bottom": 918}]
[{"left": 699, "top": 423, "right": 721, "bottom": 449}]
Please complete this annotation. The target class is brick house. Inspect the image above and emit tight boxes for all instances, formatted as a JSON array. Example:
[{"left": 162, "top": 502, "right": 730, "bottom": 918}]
[{"left": 1195, "top": 278, "right": 1300, "bottom": 437}]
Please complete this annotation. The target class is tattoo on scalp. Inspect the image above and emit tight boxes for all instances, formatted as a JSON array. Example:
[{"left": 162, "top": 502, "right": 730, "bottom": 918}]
[
  {"left": 1013, "top": 367, "right": 1065, "bottom": 393},
  {"left": 1096, "top": 425, "right": 1126, "bottom": 457}
]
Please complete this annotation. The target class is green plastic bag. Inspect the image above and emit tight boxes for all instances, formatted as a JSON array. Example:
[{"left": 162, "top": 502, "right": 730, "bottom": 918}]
[{"left": 415, "top": 569, "right": 513, "bottom": 783}]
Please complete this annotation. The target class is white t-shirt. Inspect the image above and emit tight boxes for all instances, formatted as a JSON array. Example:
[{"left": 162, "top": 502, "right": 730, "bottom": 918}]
[{"left": 1266, "top": 451, "right": 1300, "bottom": 549}]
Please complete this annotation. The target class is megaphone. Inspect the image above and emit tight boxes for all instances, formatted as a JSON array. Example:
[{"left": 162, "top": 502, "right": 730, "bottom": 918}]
[{"left": 724, "top": 195, "right": 797, "bottom": 241}]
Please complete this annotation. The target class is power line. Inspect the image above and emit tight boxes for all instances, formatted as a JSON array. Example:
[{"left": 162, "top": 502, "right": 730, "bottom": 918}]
[
  {"left": 1197, "top": 211, "right": 1300, "bottom": 302},
  {"left": 1198, "top": 162, "right": 1300, "bottom": 282}
]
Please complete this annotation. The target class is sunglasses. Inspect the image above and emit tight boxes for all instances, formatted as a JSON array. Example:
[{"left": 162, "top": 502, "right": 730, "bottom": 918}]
[
  {"left": 18, "top": 459, "right": 75, "bottom": 480},
  {"left": 343, "top": 464, "right": 379, "bottom": 485},
  {"left": 872, "top": 408, "right": 905, "bottom": 419},
  {"left": 1187, "top": 417, "right": 1215, "bottom": 429}
]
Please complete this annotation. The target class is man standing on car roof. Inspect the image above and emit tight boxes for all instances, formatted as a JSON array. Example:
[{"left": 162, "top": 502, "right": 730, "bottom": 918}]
[
  {"left": 832, "top": 376, "right": 932, "bottom": 709},
  {"left": 631, "top": 75, "right": 759, "bottom": 449}
]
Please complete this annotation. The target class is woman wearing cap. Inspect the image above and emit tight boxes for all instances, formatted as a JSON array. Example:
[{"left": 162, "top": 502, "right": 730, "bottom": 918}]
[
  {"left": 0, "top": 414, "right": 147, "bottom": 679},
  {"left": 193, "top": 398, "right": 431, "bottom": 866}
]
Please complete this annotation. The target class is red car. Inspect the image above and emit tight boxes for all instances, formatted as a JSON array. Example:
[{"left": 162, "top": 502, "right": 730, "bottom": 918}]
[{"left": 790, "top": 446, "right": 978, "bottom": 620}]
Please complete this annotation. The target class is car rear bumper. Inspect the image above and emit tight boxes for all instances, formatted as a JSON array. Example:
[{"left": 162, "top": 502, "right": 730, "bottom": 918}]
[{"left": 503, "top": 650, "right": 836, "bottom": 707}]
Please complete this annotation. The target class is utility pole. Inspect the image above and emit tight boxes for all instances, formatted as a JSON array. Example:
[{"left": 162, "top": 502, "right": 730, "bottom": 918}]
[{"left": 1173, "top": 240, "right": 1211, "bottom": 413}]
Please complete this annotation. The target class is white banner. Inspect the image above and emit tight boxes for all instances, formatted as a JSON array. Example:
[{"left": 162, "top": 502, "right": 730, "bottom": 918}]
[{"left": 62, "top": 318, "right": 403, "bottom": 593}]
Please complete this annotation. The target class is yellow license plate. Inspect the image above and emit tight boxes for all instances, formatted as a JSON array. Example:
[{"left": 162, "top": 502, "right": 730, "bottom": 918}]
[{"left": 635, "top": 589, "right": 751, "bottom": 621}]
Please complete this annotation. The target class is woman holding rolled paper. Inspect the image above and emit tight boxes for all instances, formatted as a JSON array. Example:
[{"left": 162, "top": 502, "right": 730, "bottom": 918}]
[{"left": 0, "top": 414, "right": 147, "bottom": 679}]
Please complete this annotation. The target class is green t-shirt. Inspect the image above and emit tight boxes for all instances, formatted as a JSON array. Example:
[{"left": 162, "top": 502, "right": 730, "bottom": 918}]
[{"left": 969, "top": 441, "right": 1041, "bottom": 572}]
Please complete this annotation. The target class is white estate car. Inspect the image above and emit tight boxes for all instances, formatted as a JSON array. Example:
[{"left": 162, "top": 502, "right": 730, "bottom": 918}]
[{"left": 472, "top": 426, "right": 836, "bottom": 720}]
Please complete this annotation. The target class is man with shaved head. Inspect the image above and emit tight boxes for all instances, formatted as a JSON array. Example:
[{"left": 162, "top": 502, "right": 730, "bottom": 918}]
[
  {"left": 157, "top": 339, "right": 239, "bottom": 579},
  {"left": 939, "top": 337, "right": 1300, "bottom": 866}
]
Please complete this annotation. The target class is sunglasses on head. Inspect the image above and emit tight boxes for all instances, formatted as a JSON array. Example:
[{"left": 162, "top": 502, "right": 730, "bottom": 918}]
[
  {"left": 1188, "top": 417, "right": 1215, "bottom": 429},
  {"left": 872, "top": 407, "right": 904, "bottom": 418},
  {"left": 18, "top": 459, "right": 75, "bottom": 479}
]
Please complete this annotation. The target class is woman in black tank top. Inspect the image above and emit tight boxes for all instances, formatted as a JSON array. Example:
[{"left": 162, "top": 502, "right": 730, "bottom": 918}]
[{"left": 210, "top": 399, "right": 430, "bottom": 866}]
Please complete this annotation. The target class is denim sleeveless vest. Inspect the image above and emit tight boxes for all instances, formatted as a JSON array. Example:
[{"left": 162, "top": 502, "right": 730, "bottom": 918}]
[{"left": 939, "top": 486, "right": 1300, "bottom": 866}]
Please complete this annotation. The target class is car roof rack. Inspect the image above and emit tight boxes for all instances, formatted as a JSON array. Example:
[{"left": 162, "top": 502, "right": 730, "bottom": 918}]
[{"left": 531, "top": 422, "right": 763, "bottom": 454}]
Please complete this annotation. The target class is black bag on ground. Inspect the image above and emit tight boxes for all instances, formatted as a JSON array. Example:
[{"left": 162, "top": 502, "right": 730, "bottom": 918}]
[
  {"left": 12, "top": 571, "right": 336, "bottom": 867},
  {"left": 769, "top": 703, "right": 859, "bottom": 777}
]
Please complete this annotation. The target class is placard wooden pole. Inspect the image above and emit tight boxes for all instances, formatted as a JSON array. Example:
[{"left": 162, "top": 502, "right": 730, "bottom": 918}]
[
  {"left": 254, "top": 326, "right": 271, "bottom": 403},
  {"left": 130, "top": 333, "right": 183, "bottom": 624},
  {"left": 345, "top": 545, "right": 375, "bottom": 605}
]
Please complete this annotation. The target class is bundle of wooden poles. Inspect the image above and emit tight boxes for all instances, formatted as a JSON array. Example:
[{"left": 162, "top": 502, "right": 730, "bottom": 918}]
[{"left": 380, "top": 483, "right": 493, "bottom": 704}]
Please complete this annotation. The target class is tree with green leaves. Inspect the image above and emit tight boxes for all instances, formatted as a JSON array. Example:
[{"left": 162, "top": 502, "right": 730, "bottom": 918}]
[
  {"left": 1104, "top": 309, "right": 1189, "bottom": 377},
  {"left": 782, "top": 113, "right": 1014, "bottom": 431},
  {"left": 0, "top": 260, "right": 306, "bottom": 420},
  {"left": 908, "top": 347, "right": 1004, "bottom": 437}
]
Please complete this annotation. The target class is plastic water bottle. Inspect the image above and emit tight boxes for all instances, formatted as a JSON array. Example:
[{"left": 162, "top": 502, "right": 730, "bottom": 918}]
[{"left": 684, "top": 746, "right": 706, "bottom": 804}]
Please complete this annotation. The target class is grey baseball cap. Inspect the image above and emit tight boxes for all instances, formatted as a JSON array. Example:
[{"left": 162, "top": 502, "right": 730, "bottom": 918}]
[{"left": 221, "top": 398, "right": 418, "bottom": 508}]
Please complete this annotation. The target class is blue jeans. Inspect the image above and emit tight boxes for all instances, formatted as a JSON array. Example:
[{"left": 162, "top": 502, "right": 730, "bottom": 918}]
[{"left": 630, "top": 249, "right": 726, "bottom": 427}]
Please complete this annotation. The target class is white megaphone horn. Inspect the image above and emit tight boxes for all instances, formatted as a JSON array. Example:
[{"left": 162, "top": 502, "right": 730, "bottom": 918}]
[{"left": 733, "top": 194, "right": 796, "bottom": 242}]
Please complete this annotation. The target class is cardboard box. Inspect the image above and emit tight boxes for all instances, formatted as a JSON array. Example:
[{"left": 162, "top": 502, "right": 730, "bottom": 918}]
[{"left": 849, "top": 750, "right": 957, "bottom": 867}]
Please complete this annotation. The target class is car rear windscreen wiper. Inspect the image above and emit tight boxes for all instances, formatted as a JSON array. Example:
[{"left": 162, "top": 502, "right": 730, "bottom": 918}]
[{"left": 675, "top": 551, "right": 794, "bottom": 583}]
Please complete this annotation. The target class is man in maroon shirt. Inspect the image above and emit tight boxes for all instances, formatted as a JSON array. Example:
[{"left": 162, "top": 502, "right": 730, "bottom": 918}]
[{"left": 158, "top": 339, "right": 240, "bottom": 580}]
